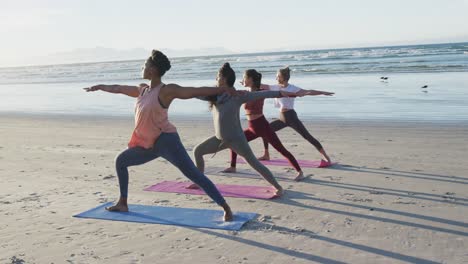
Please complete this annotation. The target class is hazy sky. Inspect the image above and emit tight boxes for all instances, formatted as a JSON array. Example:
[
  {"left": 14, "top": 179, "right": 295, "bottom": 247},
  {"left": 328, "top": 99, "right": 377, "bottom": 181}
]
[{"left": 1, "top": 0, "right": 468, "bottom": 66}]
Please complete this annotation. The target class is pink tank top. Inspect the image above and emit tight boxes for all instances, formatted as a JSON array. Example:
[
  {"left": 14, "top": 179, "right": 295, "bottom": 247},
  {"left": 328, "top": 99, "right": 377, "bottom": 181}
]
[{"left": 128, "top": 83, "right": 177, "bottom": 149}]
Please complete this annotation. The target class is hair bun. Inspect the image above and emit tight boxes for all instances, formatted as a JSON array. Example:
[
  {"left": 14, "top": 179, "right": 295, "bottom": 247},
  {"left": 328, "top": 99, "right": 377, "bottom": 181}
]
[{"left": 148, "top": 49, "right": 171, "bottom": 76}]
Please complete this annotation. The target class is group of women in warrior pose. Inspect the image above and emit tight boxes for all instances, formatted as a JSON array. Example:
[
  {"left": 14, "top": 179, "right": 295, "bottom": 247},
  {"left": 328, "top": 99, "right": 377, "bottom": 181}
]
[{"left": 84, "top": 50, "right": 334, "bottom": 221}]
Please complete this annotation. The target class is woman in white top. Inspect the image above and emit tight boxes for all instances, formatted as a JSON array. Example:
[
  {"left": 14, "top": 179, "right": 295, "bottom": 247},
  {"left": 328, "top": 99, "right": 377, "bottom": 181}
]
[{"left": 259, "top": 67, "right": 334, "bottom": 163}]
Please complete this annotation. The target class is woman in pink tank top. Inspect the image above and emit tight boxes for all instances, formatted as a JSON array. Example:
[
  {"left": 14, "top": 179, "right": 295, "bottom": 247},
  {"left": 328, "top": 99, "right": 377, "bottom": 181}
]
[{"left": 84, "top": 50, "right": 234, "bottom": 221}]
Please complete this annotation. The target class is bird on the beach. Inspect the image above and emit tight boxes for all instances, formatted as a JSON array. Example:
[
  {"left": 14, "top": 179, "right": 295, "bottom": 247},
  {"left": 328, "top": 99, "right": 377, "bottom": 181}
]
[
  {"left": 421, "top": 85, "right": 428, "bottom": 88},
  {"left": 380, "top": 77, "right": 389, "bottom": 83}
]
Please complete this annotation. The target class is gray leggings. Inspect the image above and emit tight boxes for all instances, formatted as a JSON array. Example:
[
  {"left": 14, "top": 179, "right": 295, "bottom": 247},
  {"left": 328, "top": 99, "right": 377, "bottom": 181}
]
[
  {"left": 263, "top": 109, "right": 323, "bottom": 151},
  {"left": 194, "top": 136, "right": 281, "bottom": 189},
  {"left": 115, "top": 133, "right": 226, "bottom": 205}
]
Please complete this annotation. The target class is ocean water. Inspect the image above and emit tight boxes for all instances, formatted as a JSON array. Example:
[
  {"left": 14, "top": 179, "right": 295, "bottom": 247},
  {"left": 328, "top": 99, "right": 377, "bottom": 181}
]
[{"left": 1, "top": 42, "right": 467, "bottom": 122}]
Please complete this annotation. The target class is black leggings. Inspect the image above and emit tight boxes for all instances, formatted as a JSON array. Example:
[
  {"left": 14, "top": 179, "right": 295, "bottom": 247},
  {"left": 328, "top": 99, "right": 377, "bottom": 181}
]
[{"left": 263, "top": 110, "right": 323, "bottom": 151}]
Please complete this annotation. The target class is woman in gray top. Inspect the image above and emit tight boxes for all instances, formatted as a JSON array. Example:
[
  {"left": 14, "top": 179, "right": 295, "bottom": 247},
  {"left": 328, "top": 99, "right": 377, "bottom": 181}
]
[{"left": 193, "top": 63, "right": 303, "bottom": 196}]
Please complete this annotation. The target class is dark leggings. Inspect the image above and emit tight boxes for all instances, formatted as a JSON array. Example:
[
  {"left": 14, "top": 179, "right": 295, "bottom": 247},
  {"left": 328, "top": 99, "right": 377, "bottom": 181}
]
[
  {"left": 263, "top": 110, "right": 323, "bottom": 151},
  {"left": 114, "top": 133, "right": 226, "bottom": 206},
  {"left": 230, "top": 115, "right": 301, "bottom": 172}
]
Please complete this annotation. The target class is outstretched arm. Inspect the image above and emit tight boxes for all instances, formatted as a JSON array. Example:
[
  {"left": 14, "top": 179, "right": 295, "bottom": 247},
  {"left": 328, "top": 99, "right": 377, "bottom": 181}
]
[
  {"left": 286, "top": 84, "right": 334, "bottom": 97},
  {"left": 160, "top": 84, "right": 237, "bottom": 106},
  {"left": 164, "top": 84, "right": 235, "bottom": 99},
  {"left": 237, "top": 90, "right": 286, "bottom": 104},
  {"left": 83, "top": 84, "right": 141, "bottom": 97},
  {"left": 297, "top": 89, "right": 334, "bottom": 96}
]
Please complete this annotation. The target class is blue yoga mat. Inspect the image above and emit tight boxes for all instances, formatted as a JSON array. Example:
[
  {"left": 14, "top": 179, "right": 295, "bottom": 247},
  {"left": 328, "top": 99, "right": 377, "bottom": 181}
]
[{"left": 74, "top": 202, "right": 257, "bottom": 231}]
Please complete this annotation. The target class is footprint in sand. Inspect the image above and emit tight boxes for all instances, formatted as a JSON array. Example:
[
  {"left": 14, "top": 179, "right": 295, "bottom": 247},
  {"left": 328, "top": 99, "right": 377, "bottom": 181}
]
[
  {"left": 393, "top": 200, "right": 417, "bottom": 204},
  {"left": 442, "top": 192, "right": 456, "bottom": 200},
  {"left": 10, "top": 256, "right": 25, "bottom": 264},
  {"left": 259, "top": 215, "right": 272, "bottom": 222},
  {"left": 154, "top": 200, "right": 170, "bottom": 204},
  {"left": 392, "top": 197, "right": 416, "bottom": 204},
  {"left": 347, "top": 198, "right": 373, "bottom": 203},
  {"left": 323, "top": 176, "right": 342, "bottom": 181},
  {"left": 344, "top": 218, "right": 353, "bottom": 226}
]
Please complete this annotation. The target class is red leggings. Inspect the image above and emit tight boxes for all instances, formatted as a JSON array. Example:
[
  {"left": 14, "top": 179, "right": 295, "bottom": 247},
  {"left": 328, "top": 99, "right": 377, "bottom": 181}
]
[{"left": 230, "top": 115, "right": 301, "bottom": 171}]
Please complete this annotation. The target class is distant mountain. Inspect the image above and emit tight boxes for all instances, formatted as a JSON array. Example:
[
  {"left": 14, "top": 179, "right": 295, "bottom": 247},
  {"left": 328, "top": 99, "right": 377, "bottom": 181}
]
[{"left": 30, "top": 46, "right": 236, "bottom": 66}]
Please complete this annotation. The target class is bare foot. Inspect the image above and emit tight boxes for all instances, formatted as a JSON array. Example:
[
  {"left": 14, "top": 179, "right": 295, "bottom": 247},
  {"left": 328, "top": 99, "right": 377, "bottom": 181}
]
[
  {"left": 294, "top": 171, "right": 306, "bottom": 181},
  {"left": 257, "top": 154, "right": 270, "bottom": 161},
  {"left": 186, "top": 183, "right": 201, "bottom": 189},
  {"left": 319, "top": 148, "right": 332, "bottom": 164},
  {"left": 274, "top": 186, "right": 284, "bottom": 197},
  {"left": 222, "top": 203, "right": 233, "bottom": 222},
  {"left": 322, "top": 154, "right": 332, "bottom": 164},
  {"left": 221, "top": 167, "right": 236, "bottom": 173},
  {"left": 105, "top": 203, "right": 128, "bottom": 212}
]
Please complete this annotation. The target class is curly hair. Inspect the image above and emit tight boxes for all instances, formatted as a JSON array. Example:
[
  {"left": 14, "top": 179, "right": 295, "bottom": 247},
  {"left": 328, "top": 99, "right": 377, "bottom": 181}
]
[
  {"left": 148, "top": 50, "right": 171, "bottom": 77},
  {"left": 245, "top": 69, "right": 262, "bottom": 91}
]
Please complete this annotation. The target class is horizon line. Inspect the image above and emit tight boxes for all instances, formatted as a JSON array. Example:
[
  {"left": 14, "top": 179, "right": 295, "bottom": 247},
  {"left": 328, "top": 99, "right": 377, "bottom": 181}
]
[{"left": 2, "top": 40, "right": 467, "bottom": 69}]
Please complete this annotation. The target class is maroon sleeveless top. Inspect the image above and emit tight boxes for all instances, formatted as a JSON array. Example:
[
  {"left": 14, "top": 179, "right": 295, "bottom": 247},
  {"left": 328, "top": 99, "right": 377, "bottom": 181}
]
[{"left": 244, "top": 98, "right": 264, "bottom": 115}]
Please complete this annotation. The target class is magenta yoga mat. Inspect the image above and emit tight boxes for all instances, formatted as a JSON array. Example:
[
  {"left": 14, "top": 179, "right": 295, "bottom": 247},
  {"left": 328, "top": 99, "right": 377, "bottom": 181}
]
[
  {"left": 236, "top": 158, "right": 336, "bottom": 168},
  {"left": 144, "top": 181, "right": 278, "bottom": 199}
]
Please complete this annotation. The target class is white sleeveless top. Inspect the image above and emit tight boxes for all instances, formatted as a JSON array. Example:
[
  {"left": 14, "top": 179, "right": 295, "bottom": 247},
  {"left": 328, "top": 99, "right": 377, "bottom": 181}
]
[{"left": 269, "top": 84, "right": 301, "bottom": 110}]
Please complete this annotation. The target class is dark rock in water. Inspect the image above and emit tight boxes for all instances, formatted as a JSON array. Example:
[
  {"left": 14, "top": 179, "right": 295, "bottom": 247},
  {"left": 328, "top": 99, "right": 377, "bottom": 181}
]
[
  {"left": 421, "top": 85, "right": 428, "bottom": 88},
  {"left": 380, "top": 77, "right": 388, "bottom": 80}
]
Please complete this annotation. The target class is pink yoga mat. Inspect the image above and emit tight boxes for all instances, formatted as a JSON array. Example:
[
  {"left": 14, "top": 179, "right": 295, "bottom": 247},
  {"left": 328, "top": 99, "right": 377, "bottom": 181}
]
[
  {"left": 236, "top": 158, "right": 335, "bottom": 168},
  {"left": 144, "top": 181, "right": 278, "bottom": 199}
]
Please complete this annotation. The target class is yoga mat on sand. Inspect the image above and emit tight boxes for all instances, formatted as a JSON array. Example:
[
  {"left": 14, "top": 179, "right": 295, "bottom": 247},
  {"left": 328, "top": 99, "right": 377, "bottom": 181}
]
[
  {"left": 237, "top": 158, "right": 335, "bottom": 168},
  {"left": 144, "top": 181, "right": 278, "bottom": 199},
  {"left": 74, "top": 202, "right": 257, "bottom": 231}
]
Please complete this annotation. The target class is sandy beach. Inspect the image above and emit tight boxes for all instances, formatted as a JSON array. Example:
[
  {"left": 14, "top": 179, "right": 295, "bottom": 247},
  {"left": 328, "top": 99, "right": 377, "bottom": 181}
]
[{"left": 0, "top": 114, "right": 467, "bottom": 264}]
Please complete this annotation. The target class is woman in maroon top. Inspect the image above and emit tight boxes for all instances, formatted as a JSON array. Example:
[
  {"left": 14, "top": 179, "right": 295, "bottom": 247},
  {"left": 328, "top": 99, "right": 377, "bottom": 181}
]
[{"left": 222, "top": 69, "right": 305, "bottom": 181}]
